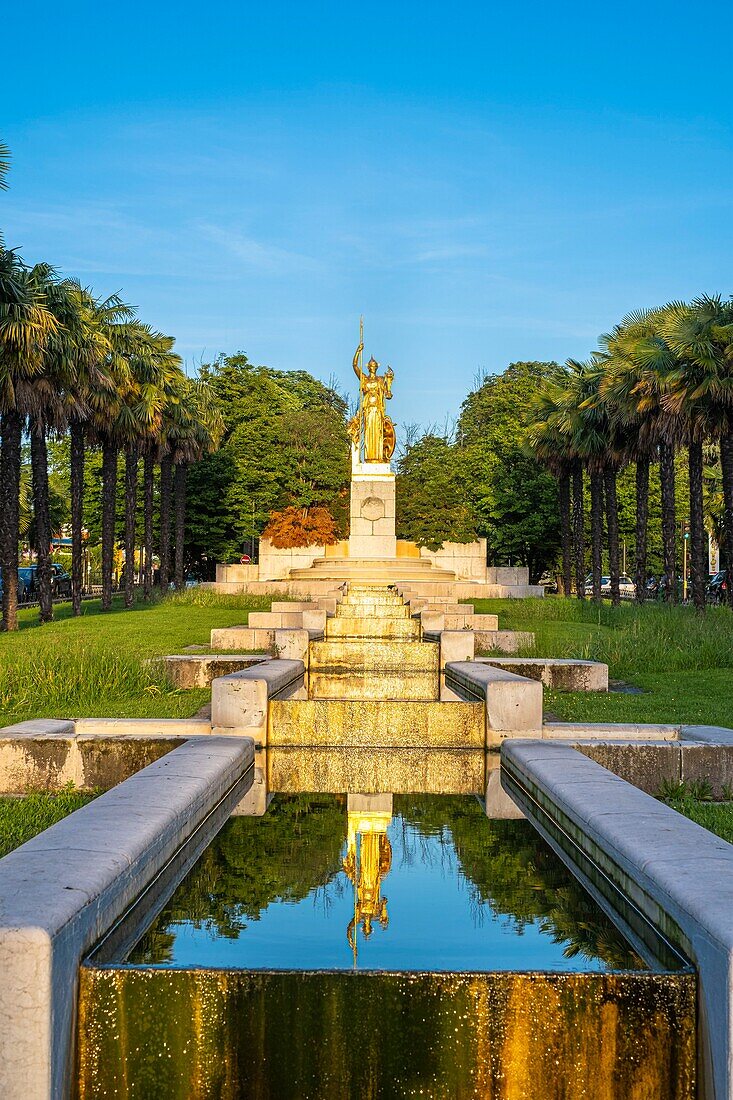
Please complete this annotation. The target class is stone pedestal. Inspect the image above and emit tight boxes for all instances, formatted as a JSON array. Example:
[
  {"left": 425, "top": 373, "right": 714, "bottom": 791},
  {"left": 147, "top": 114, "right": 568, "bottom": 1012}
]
[{"left": 349, "top": 460, "right": 396, "bottom": 559}]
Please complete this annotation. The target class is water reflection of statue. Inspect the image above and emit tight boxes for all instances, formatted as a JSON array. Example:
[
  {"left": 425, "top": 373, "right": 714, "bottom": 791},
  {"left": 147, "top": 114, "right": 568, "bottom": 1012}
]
[
  {"left": 342, "top": 803, "right": 392, "bottom": 957},
  {"left": 347, "top": 329, "right": 396, "bottom": 463}
]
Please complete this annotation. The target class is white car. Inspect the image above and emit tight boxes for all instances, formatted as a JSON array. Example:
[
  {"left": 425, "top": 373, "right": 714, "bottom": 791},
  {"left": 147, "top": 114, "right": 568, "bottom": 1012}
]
[{"left": 600, "top": 574, "right": 635, "bottom": 597}]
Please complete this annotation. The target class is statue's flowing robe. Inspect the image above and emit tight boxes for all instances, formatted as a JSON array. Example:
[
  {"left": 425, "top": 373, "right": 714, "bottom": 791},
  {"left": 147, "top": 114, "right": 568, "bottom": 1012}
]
[{"left": 362, "top": 376, "right": 384, "bottom": 462}]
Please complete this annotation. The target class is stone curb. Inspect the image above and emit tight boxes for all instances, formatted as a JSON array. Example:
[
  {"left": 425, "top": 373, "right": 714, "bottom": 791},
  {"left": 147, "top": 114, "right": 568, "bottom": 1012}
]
[{"left": 0, "top": 737, "right": 254, "bottom": 1100}]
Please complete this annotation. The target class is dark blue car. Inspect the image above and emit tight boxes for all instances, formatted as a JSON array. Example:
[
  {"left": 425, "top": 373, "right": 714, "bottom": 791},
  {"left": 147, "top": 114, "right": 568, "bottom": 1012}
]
[{"left": 0, "top": 568, "right": 28, "bottom": 603}]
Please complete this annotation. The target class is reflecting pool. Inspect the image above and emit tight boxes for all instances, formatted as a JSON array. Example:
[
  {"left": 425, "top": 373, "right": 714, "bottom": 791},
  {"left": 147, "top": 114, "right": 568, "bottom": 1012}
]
[{"left": 127, "top": 794, "right": 649, "bottom": 972}]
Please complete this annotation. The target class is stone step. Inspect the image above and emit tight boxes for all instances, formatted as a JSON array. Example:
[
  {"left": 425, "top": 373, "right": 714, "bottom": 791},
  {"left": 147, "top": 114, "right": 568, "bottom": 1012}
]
[
  {"left": 325, "top": 617, "right": 421, "bottom": 640},
  {"left": 336, "top": 602, "right": 410, "bottom": 619},
  {"left": 307, "top": 670, "right": 438, "bottom": 701},
  {"left": 310, "top": 639, "right": 438, "bottom": 671},
  {"left": 268, "top": 698, "right": 484, "bottom": 747},
  {"left": 268, "top": 747, "right": 486, "bottom": 794},
  {"left": 288, "top": 558, "right": 457, "bottom": 581}
]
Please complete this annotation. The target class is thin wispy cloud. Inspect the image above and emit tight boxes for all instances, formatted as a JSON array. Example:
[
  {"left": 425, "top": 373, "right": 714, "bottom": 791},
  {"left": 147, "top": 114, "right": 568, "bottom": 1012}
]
[{"left": 197, "top": 223, "right": 322, "bottom": 275}]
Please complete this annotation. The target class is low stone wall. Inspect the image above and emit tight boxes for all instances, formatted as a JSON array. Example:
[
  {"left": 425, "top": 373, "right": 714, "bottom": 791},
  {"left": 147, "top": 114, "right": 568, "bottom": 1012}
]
[
  {"left": 211, "top": 659, "right": 305, "bottom": 743},
  {"left": 478, "top": 657, "right": 608, "bottom": 691},
  {"left": 0, "top": 737, "right": 254, "bottom": 1100},
  {"left": 444, "top": 661, "right": 543, "bottom": 746},
  {"left": 501, "top": 738, "right": 733, "bottom": 1100},
  {"left": 474, "top": 630, "right": 535, "bottom": 653},
  {"left": 162, "top": 653, "right": 268, "bottom": 688}
]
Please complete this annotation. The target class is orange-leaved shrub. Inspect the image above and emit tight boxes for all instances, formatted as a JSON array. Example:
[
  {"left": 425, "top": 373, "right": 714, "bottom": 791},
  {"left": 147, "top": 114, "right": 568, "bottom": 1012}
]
[{"left": 262, "top": 506, "right": 340, "bottom": 548}]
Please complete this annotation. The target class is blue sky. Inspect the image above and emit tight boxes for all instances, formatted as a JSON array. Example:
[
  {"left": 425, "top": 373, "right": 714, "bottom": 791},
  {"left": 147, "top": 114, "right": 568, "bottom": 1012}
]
[{"left": 2, "top": 1, "right": 732, "bottom": 428}]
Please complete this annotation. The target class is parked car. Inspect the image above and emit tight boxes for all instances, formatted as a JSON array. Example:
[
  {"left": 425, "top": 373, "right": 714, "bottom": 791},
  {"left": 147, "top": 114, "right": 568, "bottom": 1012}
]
[
  {"left": 0, "top": 568, "right": 27, "bottom": 604},
  {"left": 601, "top": 574, "right": 635, "bottom": 597},
  {"left": 584, "top": 574, "right": 635, "bottom": 597},
  {"left": 18, "top": 564, "right": 73, "bottom": 600},
  {"left": 707, "top": 569, "right": 729, "bottom": 604}
]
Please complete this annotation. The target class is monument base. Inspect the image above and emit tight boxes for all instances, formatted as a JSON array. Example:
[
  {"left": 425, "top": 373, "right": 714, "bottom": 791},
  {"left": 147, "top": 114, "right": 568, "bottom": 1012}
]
[{"left": 348, "top": 464, "right": 397, "bottom": 560}]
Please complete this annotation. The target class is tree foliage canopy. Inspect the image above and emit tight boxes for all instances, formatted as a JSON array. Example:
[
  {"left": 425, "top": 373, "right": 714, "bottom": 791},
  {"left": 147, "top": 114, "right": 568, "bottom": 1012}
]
[
  {"left": 457, "top": 362, "right": 563, "bottom": 578},
  {"left": 186, "top": 354, "right": 350, "bottom": 563},
  {"left": 395, "top": 434, "right": 476, "bottom": 551}
]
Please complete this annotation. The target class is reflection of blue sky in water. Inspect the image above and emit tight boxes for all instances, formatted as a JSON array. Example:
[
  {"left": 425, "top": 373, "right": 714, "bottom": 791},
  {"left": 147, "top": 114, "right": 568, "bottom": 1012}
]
[{"left": 128, "top": 798, "right": 645, "bottom": 972}]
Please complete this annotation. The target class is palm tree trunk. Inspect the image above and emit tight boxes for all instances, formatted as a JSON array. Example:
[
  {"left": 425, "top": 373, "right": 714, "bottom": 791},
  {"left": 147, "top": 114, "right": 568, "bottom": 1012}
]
[
  {"left": 101, "top": 440, "right": 118, "bottom": 612},
  {"left": 558, "top": 471, "right": 572, "bottom": 597},
  {"left": 30, "top": 419, "right": 53, "bottom": 623},
  {"left": 604, "top": 466, "right": 621, "bottom": 607},
  {"left": 634, "top": 455, "right": 650, "bottom": 604},
  {"left": 688, "top": 440, "right": 706, "bottom": 611},
  {"left": 143, "top": 453, "right": 155, "bottom": 600},
  {"left": 173, "top": 461, "right": 187, "bottom": 590},
  {"left": 589, "top": 472, "right": 603, "bottom": 603},
  {"left": 70, "top": 421, "right": 85, "bottom": 616},
  {"left": 659, "top": 440, "right": 677, "bottom": 603},
  {"left": 572, "top": 459, "right": 585, "bottom": 599},
  {"left": 123, "top": 444, "right": 139, "bottom": 609},
  {"left": 158, "top": 453, "right": 173, "bottom": 591},
  {"left": 0, "top": 410, "right": 23, "bottom": 631},
  {"left": 720, "top": 431, "right": 733, "bottom": 608}
]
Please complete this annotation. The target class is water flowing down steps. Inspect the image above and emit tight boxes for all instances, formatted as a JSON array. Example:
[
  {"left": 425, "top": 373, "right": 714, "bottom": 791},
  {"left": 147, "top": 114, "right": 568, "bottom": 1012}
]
[{"left": 270, "top": 583, "right": 484, "bottom": 744}]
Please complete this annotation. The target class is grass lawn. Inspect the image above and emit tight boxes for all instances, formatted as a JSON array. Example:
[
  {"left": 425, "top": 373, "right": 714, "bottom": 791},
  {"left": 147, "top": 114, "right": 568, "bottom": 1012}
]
[
  {"left": 0, "top": 589, "right": 275, "bottom": 724},
  {"left": 0, "top": 787, "right": 98, "bottom": 858},
  {"left": 472, "top": 597, "right": 733, "bottom": 729}
]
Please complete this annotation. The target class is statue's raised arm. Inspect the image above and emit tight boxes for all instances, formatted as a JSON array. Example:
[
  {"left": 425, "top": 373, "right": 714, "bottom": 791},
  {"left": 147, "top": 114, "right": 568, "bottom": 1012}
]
[{"left": 353, "top": 341, "right": 364, "bottom": 380}]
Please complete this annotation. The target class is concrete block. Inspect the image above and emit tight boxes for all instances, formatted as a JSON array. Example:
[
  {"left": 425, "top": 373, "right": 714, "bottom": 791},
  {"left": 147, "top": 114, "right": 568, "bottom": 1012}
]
[
  {"left": 574, "top": 742, "right": 680, "bottom": 795},
  {"left": 543, "top": 722, "right": 679, "bottom": 741},
  {"left": 163, "top": 653, "right": 267, "bottom": 688},
  {"left": 209, "top": 627, "right": 275, "bottom": 652},
  {"left": 302, "top": 608, "right": 327, "bottom": 634},
  {"left": 679, "top": 744, "right": 733, "bottom": 798},
  {"left": 0, "top": 738, "right": 253, "bottom": 1100},
  {"left": 484, "top": 762, "right": 525, "bottom": 819},
  {"left": 314, "top": 597, "right": 338, "bottom": 615},
  {"left": 421, "top": 611, "right": 445, "bottom": 633},
  {"left": 470, "top": 614, "right": 499, "bottom": 630},
  {"left": 74, "top": 718, "right": 211, "bottom": 737},
  {"left": 211, "top": 659, "right": 305, "bottom": 741},
  {"left": 445, "top": 661, "right": 543, "bottom": 744},
  {"left": 273, "top": 629, "right": 310, "bottom": 665},
  {"left": 477, "top": 657, "right": 608, "bottom": 691},
  {"left": 475, "top": 630, "right": 535, "bottom": 654},
  {"left": 680, "top": 725, "right": 733, "bottom": 747},
  {"left": 439, "top": 630, "right": 475, "bottom": 667},
  {"left": 443, "top": 612, "right": 476, "bottom": 630},
  {"left": 0, "top": 720, "right": 75, "bottom": 738},
  {"left": 500, "top": 739, "right": 733, "bottom": 1100},
  {"left": 248, "top": 611, "right": 292, "bottom": 629}
]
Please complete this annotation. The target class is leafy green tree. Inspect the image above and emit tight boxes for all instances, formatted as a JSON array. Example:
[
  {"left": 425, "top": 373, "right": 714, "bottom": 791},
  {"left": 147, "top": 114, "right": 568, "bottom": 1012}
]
[
  {"left": 185, "top": 354, "right": 349, "bottom": 569},
  {"left": 459, "top": 362, "right": 562, "bottom": 581},
  {"left": 395, "top": 433, "right": 476, "bottom": 551}
]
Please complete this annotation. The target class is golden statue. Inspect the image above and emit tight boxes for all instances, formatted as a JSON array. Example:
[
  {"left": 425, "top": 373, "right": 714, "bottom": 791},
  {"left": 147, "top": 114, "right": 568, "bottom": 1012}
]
[
  {"left": 347, "top": 319, "right": 396, "bottom": 463},
  {"left": 342, "top": 802, "right": 392, "bottom": 959}
]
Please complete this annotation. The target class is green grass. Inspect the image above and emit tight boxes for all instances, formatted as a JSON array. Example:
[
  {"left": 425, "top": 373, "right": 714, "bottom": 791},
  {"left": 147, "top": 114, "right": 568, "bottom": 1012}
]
[
  {"left": 471, "top": 597, "right": 733, "bottom": 728},
  {"left": 0, "top": 589, "right": 276, "bottom": 723},
  {"left": 0, "top": 787, "right": 98, "bottom": 858}
]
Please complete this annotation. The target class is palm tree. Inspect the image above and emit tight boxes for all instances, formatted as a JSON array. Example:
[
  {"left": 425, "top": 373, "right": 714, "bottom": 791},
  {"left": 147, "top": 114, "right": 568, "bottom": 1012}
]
[
  {"left": 661, "top": 295, "right": 733, "bottom": 608},
  {"left": 120, "top": 328, "right": 183, "bottom": 608},
  {"left": 0, "top": 254, "right": 58, "bottom": 630},
  {"left": 167, "top": 378, "right": 224, "bottom": 589},
  {"left": 597, "top": 313, "right": 670, "bottom": 603},
  {"left": 526, "top": 376, "right": 576, "bottom": 596},
  {"left": 0, "top": 139, "right": 10, "bottom": 191},
  {"left": 568, "top": 361, "right": 627, "bottom": 606},
  {"left": 65, "top": 289, "right": 121, "bottom": 616},
  {"left": 607, "top": 309, "right": 681, "bottom": 603}
]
